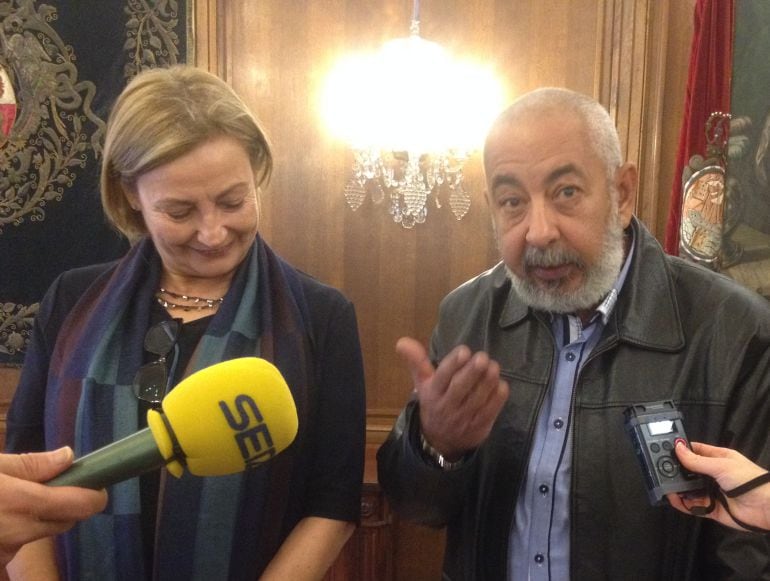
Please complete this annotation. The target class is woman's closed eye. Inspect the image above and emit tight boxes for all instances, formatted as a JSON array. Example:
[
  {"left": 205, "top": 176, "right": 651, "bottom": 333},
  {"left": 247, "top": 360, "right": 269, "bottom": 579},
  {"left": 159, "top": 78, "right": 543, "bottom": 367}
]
[
  {"left": 219, "top": 198, "right": 246, "bottom": 211},
  {"left": 162, "top": 205, "right": 194, "bottom": 220}
]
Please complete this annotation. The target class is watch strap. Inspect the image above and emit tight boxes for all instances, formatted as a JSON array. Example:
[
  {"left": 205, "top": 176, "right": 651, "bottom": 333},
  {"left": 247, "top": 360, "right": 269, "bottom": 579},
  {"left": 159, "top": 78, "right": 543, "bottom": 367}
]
[{"left": 419, "top": 431, "right": 466, "bottom": 471}]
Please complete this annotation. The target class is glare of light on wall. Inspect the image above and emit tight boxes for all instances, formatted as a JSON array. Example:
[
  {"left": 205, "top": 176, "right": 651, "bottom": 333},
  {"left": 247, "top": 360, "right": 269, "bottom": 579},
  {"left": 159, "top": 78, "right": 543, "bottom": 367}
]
[{"left": 320, "top": 0, "right": 505, "bottom": 228}]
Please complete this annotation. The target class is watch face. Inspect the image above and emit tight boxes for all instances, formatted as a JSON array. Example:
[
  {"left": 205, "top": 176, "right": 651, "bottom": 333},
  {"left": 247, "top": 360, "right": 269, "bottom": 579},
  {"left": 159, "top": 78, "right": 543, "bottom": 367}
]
[{"left": 680, "top": 165, "right": 725, "bottom": 264}]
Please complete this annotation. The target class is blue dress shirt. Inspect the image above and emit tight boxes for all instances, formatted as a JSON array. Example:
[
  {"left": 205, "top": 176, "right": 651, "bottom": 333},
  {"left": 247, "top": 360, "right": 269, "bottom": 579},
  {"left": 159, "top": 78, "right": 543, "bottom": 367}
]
[{"left": 509, "top": 236, "right": 635, "bottom": 580}]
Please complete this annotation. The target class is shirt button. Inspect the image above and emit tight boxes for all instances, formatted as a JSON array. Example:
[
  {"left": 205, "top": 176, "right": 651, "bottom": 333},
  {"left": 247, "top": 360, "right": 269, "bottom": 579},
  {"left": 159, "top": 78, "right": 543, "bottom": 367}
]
[
  {"left": 539, "top": 483, "right": 549, "bottom": 495},
  {"left": 553, "top": 418, "right": 564, "bottom": 429},
  {"left": 534, "top": 553, "right": 545, "bottom": 564},
  {"left": 565, "top": 352, "right": 576, "bottom": 362}
]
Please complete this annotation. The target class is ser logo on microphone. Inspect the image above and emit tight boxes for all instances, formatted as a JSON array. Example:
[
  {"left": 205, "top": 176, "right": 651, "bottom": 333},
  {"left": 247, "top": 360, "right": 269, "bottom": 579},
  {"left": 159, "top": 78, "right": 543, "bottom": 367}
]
[{"left": 219, "top": 394, "right": 276, "bottom": 467}]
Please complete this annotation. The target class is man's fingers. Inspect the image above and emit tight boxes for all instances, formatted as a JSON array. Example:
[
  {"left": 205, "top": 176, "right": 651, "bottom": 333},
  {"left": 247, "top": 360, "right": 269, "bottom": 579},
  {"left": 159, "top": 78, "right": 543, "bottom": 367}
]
[
  {"left": 395, "top": 337, "right": 435, "bottom": 386},
  {"left": 468, "top": 377, "right": 510, "bottom": 438},
  {"left": 400, "top": 342, "right": 506, "bottom": 456},
  {"left": 397, "top": 337, "right": 475, "bottom": 398},
  {"left": 427, "top": 357, "right": 508, "bottom": 452},
  {"left": 5, "top": 516, "right": 78, "bottom": 547},
  {"left": 34, "top": 486, "right": 108, "bottom": 522},
  {"left": 0, "top": 448, "right": 74, "bottom": 482},
  {"left": 431, "top": 346, "right": 472, "bottom": 396},
  {"left": 0, "top": 471, "right": 108, "bottom": 563},
  {"left": 0, "top": 472, "right": 108, "bottom": 523},
  {"left": 452, "top": 355, "right": 505, "bottom": 411}
]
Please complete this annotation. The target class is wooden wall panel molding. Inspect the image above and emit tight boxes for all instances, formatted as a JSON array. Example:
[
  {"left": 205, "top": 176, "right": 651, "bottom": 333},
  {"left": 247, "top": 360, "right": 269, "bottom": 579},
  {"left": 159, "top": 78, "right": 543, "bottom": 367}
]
[
  {"left": 596, "top": 0, "right": 672, "bottom": 240},
  {"left": 593, "top": 0, "right": 693, "bottom": 239},
  {"left": 636, "top": 0, "right": 672, "bottom": 240},
  {"left": 367, "top": 408, "right": 403, "bottom": 445}
]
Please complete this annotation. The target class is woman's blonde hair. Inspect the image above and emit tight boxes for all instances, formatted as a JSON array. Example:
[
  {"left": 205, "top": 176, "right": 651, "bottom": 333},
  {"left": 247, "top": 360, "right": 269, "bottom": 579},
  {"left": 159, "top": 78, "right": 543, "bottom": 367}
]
[{"left": 101, "top": 65, "right": 272, "bottom": 241}]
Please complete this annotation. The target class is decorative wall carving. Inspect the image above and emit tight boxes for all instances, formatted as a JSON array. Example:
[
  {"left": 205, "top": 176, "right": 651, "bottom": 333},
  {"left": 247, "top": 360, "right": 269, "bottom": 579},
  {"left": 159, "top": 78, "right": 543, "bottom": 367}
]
[{"left": 0, "top": 0, "right": 190, "bottom": 365}]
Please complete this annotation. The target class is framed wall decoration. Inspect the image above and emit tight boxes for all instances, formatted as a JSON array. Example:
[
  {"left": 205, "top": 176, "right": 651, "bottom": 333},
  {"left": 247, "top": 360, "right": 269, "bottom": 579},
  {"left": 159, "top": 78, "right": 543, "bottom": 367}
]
[{"left": 0, "top": 0, "right": 193, "bottom": 365}]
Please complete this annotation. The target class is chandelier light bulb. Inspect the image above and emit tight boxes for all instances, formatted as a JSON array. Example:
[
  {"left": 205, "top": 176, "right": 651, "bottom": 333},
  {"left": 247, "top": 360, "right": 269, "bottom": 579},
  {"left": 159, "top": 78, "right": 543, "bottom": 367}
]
[{"left": 320, "top": 17, "right": 505, "bottom": 228}]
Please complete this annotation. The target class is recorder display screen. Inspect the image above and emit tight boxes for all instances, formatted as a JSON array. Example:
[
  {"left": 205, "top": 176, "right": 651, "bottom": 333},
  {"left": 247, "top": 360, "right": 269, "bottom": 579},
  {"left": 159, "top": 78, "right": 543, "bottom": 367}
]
[{"left": 647, "top": 420, "right": 676, "bottom": 436}]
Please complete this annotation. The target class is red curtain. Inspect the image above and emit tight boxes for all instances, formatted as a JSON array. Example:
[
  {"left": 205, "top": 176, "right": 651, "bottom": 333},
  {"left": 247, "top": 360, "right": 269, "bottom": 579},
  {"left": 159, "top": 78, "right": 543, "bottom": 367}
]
[{"left": 664, "top": 0, "right": 734, "bottom": 255}]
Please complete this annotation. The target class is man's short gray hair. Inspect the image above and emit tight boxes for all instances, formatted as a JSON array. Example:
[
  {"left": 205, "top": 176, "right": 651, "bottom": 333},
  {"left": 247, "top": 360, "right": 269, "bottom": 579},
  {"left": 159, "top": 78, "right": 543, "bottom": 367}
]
[{"left": 484, "top": 87, "right": 623, "bottom": 181}]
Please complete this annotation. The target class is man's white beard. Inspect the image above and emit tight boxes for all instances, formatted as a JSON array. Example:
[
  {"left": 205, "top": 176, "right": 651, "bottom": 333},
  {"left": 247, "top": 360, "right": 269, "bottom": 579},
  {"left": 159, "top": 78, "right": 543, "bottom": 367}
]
[{"left": 506, "top": 207, "right": 625, "bottom": 314}]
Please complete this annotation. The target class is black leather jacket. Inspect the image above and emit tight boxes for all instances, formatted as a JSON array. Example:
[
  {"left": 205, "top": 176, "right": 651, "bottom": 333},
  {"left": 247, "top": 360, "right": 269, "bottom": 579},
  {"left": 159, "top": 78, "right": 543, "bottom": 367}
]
[{"left": 378, "top": 218, "right": 770, "bottom": 580}]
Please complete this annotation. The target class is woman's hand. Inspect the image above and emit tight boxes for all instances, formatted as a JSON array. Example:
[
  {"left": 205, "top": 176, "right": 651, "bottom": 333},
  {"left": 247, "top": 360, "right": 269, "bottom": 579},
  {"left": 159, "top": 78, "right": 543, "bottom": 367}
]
[{"left": 666, "top": 442, "right": 770, "bottom": 532}]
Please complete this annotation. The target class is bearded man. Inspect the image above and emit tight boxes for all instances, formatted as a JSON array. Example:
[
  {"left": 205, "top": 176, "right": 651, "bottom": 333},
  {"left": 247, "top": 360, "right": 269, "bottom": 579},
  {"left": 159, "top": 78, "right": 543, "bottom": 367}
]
[{"left": 377, "top": 88, "right": 770, "bottom": 580}]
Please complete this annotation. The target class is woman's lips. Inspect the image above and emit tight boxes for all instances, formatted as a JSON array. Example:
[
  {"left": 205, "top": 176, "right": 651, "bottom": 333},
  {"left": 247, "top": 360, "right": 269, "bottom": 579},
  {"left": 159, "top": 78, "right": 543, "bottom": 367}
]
[{"left": 192, "top": 242, "right": 231, "bottom": 257}]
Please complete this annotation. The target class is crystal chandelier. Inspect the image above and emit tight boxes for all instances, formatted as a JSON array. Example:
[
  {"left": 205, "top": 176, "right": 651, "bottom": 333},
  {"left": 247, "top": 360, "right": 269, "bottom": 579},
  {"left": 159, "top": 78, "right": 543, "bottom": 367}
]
[{"left": 321, "top": 0, "right": 505, "bottom": 228}]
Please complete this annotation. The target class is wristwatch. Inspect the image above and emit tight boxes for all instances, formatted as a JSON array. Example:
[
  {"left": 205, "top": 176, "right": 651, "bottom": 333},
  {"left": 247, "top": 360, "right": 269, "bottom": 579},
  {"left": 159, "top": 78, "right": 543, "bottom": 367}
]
[{"left": 419, "top": 431, "right": 466, "bottom": 471}]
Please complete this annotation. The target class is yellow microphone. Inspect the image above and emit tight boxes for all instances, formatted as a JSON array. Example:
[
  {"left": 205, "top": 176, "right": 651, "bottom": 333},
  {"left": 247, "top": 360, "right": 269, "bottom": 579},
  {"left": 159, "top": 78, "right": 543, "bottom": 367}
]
[{"left": 48, "top": 357, "right": 298, "bottom": 489}]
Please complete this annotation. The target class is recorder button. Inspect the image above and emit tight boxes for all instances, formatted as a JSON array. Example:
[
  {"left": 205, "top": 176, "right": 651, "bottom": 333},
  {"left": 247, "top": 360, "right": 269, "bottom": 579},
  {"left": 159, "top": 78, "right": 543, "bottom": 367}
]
[
  {"left": 650, "top": 443, "right": 660, "bottom": 453},
  {"left": 657, "top": 456, "right": 679, "bottom": 478},
  {"left": 662, "top": 440, "right": 673, "bottom": 451}
]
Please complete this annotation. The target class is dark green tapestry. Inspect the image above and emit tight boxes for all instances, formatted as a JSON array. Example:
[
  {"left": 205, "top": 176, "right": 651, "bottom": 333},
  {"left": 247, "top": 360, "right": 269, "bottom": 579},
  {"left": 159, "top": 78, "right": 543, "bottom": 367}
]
[
  {"left": 0, "top": 0, "right": 190, "bottom": 365},
  {"left": 726, "top": 2, "right": 770, "bottom": 241}
]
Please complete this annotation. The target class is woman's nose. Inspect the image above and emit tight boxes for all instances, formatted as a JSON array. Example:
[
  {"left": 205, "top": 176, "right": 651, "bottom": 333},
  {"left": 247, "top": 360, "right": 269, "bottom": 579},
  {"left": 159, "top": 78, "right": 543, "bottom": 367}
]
[{"left": 197, "top": 212, "right": 228, "bottom": 247}]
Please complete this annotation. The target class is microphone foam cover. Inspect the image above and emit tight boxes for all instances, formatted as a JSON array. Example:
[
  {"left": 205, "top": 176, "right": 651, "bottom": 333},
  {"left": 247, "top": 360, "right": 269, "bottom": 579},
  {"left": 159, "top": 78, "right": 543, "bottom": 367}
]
[{"left": 147, "top": 357, "right": 298, "bottom": 478}]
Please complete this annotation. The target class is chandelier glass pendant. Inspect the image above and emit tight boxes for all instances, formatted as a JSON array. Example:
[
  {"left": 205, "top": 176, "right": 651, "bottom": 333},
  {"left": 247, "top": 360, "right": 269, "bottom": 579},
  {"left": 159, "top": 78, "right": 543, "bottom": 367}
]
[{"left": 321, "top": 0, "right": 505, "bottom": 228}]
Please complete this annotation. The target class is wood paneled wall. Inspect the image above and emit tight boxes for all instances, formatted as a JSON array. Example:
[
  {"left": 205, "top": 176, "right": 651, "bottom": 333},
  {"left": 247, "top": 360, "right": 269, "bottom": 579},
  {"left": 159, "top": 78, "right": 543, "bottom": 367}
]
[
  {"left": 204, "top": 0, "right": 694, "bottom": 425},
  {"left": 200, "top": 3, "right": 694, "bottom": 576},
  {"left": 1, "top": 1, "right": 695, "bottom": 579}
]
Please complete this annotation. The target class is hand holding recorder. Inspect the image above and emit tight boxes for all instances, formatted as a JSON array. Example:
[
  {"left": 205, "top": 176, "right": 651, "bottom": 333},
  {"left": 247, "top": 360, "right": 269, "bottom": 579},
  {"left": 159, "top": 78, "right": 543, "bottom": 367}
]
[{"left": 667, "top": 442, "right": 770, "bottom": 533}]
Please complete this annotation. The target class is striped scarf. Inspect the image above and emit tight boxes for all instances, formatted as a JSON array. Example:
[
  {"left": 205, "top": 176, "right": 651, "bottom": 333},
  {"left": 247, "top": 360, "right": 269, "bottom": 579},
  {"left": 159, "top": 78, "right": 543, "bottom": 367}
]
[{"left": 45, "top": 236, "right": 312, "bottom": 580}]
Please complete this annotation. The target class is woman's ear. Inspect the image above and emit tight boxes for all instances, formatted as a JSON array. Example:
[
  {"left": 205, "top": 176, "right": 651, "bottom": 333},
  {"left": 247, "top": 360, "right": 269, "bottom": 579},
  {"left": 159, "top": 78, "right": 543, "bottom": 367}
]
[{"left": 123, "top": 183, "right": 141, "bottom": 212}]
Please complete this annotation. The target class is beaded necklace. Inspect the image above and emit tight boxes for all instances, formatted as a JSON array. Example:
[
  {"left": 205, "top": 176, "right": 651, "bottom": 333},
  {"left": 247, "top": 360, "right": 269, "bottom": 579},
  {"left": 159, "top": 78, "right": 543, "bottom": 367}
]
[{"left": 155, "top": 288, "right": 224, "bottom": 311}]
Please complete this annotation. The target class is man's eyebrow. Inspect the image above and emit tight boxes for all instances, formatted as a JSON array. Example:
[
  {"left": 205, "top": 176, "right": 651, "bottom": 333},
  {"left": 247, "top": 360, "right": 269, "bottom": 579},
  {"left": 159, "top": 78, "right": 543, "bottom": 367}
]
[
  {"left": 491, "top": 164, "right": 587, "bottom": 193},
  {"left": 490, "top": 174, "right": 523, "bottom": 192},
  {"left": 545, "top": 163, "right": 586, "bottom": 185}
]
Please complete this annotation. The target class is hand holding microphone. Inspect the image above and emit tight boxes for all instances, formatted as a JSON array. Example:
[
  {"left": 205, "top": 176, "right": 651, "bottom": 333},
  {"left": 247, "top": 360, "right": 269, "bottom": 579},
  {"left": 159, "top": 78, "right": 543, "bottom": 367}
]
[
  {"left": 48, "top": 357, "right": 298, "bottom": 489},
  {"left": 0, "top": 448, "right": 108, "bottom": 567}
]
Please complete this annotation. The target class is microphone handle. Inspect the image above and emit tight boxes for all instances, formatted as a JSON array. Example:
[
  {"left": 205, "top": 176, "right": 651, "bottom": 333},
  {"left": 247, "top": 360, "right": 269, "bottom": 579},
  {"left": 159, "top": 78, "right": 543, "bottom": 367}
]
[{"left": 47, "top": 428, "right": 167, "bottom": 489}]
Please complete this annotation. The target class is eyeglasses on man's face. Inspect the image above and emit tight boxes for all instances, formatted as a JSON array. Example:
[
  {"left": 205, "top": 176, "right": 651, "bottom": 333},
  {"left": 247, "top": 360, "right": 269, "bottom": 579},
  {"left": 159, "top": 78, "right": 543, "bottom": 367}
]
[{"left": 132, "top": 319, "right": 181, "bottom": 407}]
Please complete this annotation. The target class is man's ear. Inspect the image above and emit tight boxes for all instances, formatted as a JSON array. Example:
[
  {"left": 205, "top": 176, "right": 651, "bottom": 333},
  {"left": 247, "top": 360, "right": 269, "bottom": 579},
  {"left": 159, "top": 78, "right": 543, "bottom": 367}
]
[{"left": 615, "top": 162, "right": 638, "bottom": 227}]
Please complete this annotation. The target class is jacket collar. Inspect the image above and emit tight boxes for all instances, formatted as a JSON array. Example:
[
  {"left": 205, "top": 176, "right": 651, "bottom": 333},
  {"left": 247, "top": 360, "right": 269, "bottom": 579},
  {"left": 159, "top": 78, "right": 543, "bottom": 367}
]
[{"left": 498, "top": 217, "right": 684, "bottom": 352}]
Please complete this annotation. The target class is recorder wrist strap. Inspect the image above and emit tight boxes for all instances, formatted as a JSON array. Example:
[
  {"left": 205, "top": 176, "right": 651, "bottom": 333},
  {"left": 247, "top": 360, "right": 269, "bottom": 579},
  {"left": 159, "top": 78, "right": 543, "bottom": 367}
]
[{"left": 723, "top": 472, "right": 770, "bottom": 499}]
